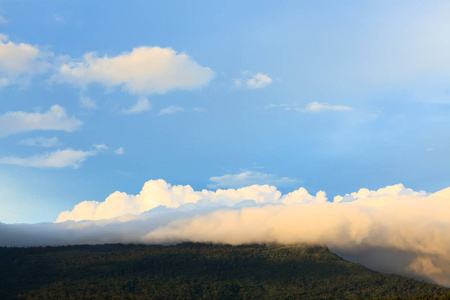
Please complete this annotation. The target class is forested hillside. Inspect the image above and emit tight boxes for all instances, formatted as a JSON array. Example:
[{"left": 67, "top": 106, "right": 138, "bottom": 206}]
[{"left": 0, "top": 243, "right": 448, "bottom": 299}]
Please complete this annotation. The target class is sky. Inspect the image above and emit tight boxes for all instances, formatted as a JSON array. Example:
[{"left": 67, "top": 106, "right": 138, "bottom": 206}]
[
  {"left": 1, "top": 0, "right": 450, "bottom": 224},
  {"left": 1, "top": 0, "right": 450, "bottom": 286}
]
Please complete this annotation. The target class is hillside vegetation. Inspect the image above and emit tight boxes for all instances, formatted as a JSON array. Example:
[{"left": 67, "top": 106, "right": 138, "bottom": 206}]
[{"left": 0, "top": 243, "right": 449, "bottom": 299}]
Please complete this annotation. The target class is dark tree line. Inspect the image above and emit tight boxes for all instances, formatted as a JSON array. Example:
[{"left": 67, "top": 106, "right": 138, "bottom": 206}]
[{"left": 0, "top": 243, "right": 449, "bottom": 299}]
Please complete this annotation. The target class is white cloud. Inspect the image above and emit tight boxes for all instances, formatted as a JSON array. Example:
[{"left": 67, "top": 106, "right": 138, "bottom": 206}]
[
  {"left": 56, "top": 179, "right": 290, "bottom": 222},
  {"left": 19, "top": 136, "right": 61, "bottom": 147},
  {"left": 235, "top": 72, "right": 273, "bottom": 89},
  {"left": 0, "top": 105, "right": 82, "bottom": 137},
  {"left": 115, "top": 147, "right": 124, "bottom": 155},
  {"left": 0, "top": 148, "right": 97, "bottom": 169},
  {"left": 93, "top": 144, "right": 108, "bottom": 151},
  {"left": 158, "top": 105, "right": 184, "bottom": 116},
  {"left": 56, "top": 47, "right": 214, "bottom": 96},
  {"left": 302, "top": 102, "right": 353, "bottom": 113},
  {"left": 2, "top": 181, "right": 450, "bottom": 285},
  {"left": 0, "top": 34, "right": 50, "bottom": 86},
  {"left": 208, "top": 170, "right": 300, "bottom": 189},
  {"left": 79, "top": 95, "right": 98, "bottom": 110},
  {"left": 121, "top": 97, "right": 151, "bottom": 115}
]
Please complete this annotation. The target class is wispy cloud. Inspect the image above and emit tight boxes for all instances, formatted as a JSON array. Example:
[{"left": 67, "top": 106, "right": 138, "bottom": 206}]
[
  {"left": 234, "top": 72, "right": 273, "bottom": 89},
  {"left": 122, "top": 97, "right": 151, "bottom": 115},
  {"left": 0, "top": 14, "right": 7, "bottom": 24},
  {"left": 158, "top": 105, "right": 184, "bottom": 116},
  {"left": 19, "top": 136, "right": 61, "bottom": 148},
  {"left": 208, "top": 170, "right": 300, "bottom": 189},
  {"left": 0, "top": 105, "right": 82, "bottom": 137},
  {"left": 266, "top": 102, "right": 353, "bottom": 113},
  {"left": 79, "top": 95, "right": 98, "bottom": 110},
  {"left": 56, "top": 46, "right": 214, "bottom": 96},
  {"left": 302, "top": 102, "right": 353, "bottom": 113},
  {"left": 0, "top": 144, "right": 109, "bottom": 169},
  {"left": 191, "top": 107, "right": 206, "bottom": 113},
  {"left": 114, "top": 147, "right": 124, "bottom": 155},
  {"left": 0, "top": 148, "right": 97, "bottom": 169}
]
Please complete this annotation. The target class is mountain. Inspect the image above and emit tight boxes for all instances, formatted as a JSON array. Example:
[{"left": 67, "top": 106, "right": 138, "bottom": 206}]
[{"left": 0, "top": 243, "right": 448, "bottom": 299}]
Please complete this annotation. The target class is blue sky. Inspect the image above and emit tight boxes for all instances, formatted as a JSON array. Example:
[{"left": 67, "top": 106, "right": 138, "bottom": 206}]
[{"left": 1, "top": 0, "right": 450, "bottom": 223}]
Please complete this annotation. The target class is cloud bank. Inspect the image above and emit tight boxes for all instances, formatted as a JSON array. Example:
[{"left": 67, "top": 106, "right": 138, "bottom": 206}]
[
  {"left": 57, "top": 47, "right": 214, "bottom": 96},
  {"left": 1, "top": 180, "right": 450, "bottom": 287},
  {"left": 0, "top": 105, "right": 82, "bottom": 137}
]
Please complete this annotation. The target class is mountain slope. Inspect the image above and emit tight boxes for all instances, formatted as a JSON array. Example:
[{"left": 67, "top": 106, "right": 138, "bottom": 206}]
[{"left": 0, "top": 243, "right": 448, "bottom": 299}]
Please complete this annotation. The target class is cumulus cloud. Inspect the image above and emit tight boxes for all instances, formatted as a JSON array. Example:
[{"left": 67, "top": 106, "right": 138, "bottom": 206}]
[
  {"left": 0, "top": 34, "right": 51, "bottom": 86},
  {"left": 1, "top": 181, "right": 450, "bottom": 286},
  {"left": 56, "top": 47, "right": 214, "bottom": 96},
  {"left": 208, "top": 170, "right": 300, "bottom": 189},
  {"left": 0, "top": 147, "right": 99, "bottom": 168},
  {"left": 234, "top": 72, "right": 273, "bottom": 89},
  {"left": 302, "top": 102, "right": 353, "bottom": 112},
  {"left": 19, "top": 136, "right": 61, "bottom": 147},
  {"left": 0, "top": 105, "right": 82, "bottom": 137},
  {"left": 55, "top": 180, "right": 293, "bottom": 222},
  {"left": 158, "top": 105, "right": 184, "bottom": 116},
  {"left": 122, "top": 97, "right": 151, "bottom": 115}
]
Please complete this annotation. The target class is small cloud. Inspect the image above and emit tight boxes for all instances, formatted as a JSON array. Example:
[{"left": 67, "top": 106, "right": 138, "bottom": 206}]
[
  {"left": 302, "top": 102, "right": 353, "bottom": 113},
  {"left": 0, "top": 147, "right": 98, "bottom": 169},
  {"left": 158, "top": 105, "right": 184, "bottom": 116},
  {"left": 0, "top": 34, "right": 51, "bottom": 86},
  {"left": 55, "top": 46, "right": 214, "bottom": 96},
  {"left": 79, "top": 95, "right": 98, "bottom": 110},
  {"left": 19, "top": 136, "right": 61, "bottom": 148},
  {"left": 115, "top": 147, "right": 125, "bottom": 155},
  {"left": 208, "top": 170, "right": 300, "bottom": 189},
  {"left": 0, "top": 105, "right": 82, "bottom": 137},
  {"left": 122, "top": 97, "right": 151, "bottom": 115},
  {"left": 426, "top": 148, "right": 433, "bottom": 152},
  {"left": 93, "top": 144, "right": 108, "bottom": 151},
  {"left": 234, "top": 72, "right": 273, "bottom": 89}
]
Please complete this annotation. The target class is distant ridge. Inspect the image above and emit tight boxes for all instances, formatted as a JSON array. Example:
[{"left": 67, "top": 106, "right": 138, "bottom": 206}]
[{"left": 1, "top": 243, "right": 448, "bottom": 299}]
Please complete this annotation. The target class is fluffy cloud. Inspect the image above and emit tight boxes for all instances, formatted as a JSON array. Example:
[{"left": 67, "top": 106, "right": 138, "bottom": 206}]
[
  {"left": 122, "top": 97, "right": 151, "bottom": 115},
  {"left": 208, "top": 170, "right": 299, "bottom": 189},
  {"left": 234, "top": 72, "right": 273, "bottom": 89},
  {"left": 158, "top": 105, "right": 184, "bottom": 116},
  {"left": 0, "top": 105, "right": 82, "bottom": 137},
  {"left": 302, "top": 102, "right": 353, "bottom": 112},
  {"left": 56, "top": 47, "right": 214, "bottom": 96},
  {"left": 19, "top": 136, "right": 61, "bottom": 147},
  {"left": 56, "top": 179, "right": 299, "bottom": 222},
  {"left": 2, "top": 181, "right": 450, "bottom": 286},
  {"left": 0, "top": 34, "right": 50, "bottom": 86},
  {"left": 0, "top": 148, "right": 98, "bottom": 169}
]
